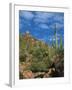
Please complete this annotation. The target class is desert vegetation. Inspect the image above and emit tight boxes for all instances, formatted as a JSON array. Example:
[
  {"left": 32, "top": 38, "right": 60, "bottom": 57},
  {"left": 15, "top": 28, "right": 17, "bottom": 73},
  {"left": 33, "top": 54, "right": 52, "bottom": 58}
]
[{"left": 19, "top": 28, "right": 64, "bottom": 79}]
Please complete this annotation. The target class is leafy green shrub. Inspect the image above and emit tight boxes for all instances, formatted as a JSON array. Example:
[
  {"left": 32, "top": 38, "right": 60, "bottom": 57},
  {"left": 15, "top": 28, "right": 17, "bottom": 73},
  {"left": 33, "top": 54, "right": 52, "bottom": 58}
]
[
  {"left": 19, "top": 32, "right": 64, "bottom": 77},
  {"left": 30, "top": 61, "right": 49, "bottom": 72}
]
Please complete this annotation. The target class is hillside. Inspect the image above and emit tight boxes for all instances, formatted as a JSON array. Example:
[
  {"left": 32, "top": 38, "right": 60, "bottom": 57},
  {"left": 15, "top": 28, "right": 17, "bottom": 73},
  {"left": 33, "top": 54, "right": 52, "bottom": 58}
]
[{"left": 19, "top": 31, "right": 64, "bottom": 79}]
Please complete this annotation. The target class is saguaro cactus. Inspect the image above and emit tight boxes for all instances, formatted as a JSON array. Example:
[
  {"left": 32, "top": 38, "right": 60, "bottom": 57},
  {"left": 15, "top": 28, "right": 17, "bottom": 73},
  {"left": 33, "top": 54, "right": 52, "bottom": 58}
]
[
  {"left": 54, "top": 23, "right": 58, "bottom": 49},
  {"left": 60, "top": 35, "right": 63, "bottom": 49}
]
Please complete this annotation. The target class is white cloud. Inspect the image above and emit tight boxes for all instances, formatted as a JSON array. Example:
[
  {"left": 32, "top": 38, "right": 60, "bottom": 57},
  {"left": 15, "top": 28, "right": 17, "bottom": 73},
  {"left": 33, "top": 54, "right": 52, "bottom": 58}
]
[
  {"left": 56, "top": 23, "right": 63, "bottom": 28},
  {"left": 20, "top": 11, "right": 34, "bottom": 20},
  {"left": 50, "top": 22, "right": 63, "bottom": 30},
  {"left": 34, "top": 12, "right": 64, "bottom": 25},
  {"left": 34, "top": 18, "right": 47, "bottom": 23},
  {"left": 34, "top": 12, "right": 54, "bottom": 23},
  {"left": 54, "top": 14, "right": 64, "bottom": 23},
  {"left": 35, "top": 12, "right": 54, "bottom": 19},
  {"left": 19, "top": 11, "right": 64, "bottom": 32},
  {"left": 39, "top": 24, "right": 49, "bottom": 29}
]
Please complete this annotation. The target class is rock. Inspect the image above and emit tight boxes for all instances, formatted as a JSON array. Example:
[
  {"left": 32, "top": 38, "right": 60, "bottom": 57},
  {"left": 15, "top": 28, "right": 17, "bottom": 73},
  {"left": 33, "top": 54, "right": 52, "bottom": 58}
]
[
  {"left": 34, "top": 72, "right": 45, "bottom": 78},
  {"left": 19, "top": 63, "right": 31, "bottom": 73},
  {"left": 48, "top": 68, "right": 55, "bottom": 74},
  {"left": 43, "top": 73, "right": 50, "bottom": 78},
  {"left": 43, "top": 68, "right": 55, "bottom": 78},
  {"left": 23, "top": 70, "right": 34, "bottom": 79}
]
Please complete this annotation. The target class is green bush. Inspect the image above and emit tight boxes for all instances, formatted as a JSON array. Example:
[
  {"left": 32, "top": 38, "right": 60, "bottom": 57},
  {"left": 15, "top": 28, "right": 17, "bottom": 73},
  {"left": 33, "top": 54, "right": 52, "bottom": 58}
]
[
  {"left": 30, "top": 61, "right": 49, "bottom": 72},
  {"left": 19, "top": 32, "right": 64, "bottom": 77}
]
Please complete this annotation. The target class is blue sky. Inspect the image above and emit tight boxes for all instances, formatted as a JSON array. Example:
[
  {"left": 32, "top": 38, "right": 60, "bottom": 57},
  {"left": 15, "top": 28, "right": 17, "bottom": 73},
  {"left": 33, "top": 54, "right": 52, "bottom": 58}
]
[{"left": 19, "top": 10, "right": 64, "bottom": 46}]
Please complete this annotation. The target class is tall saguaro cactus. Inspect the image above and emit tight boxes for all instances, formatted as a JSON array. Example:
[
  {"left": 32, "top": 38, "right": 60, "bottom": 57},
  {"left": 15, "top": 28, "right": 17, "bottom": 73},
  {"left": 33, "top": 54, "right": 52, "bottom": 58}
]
[
  {"left": 60, "top": 35, "right": 63, "bottom": 49},
  {"left": 54, "top": 23, "right": 58, "bottom": 50}
]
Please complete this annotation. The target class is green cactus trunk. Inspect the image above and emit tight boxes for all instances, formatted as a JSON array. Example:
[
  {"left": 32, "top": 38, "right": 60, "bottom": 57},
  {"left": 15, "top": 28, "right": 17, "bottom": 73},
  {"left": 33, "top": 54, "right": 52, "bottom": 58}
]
[
  {"left": 54, "top": 23, "right": 58, "bottom": 50},
  {"left": 60, "top": 35, "right": 63, "bottom": 49}
]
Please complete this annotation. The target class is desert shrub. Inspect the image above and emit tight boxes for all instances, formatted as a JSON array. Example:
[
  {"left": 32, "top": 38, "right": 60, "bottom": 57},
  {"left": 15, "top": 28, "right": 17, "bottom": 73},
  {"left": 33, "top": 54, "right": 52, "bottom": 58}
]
[
  {"left": 27, "top": 45, "right": 53, "bottom": 72},
  {"left": 19, "top": 32, "right": 64, "bottom": 77},
  {"left": 30, "top": 61, "right": 49, "bottom": 72},
  {"left": 33, "top": 46, "right": 49, "bottom": 59},
  {"left": 29, "top": 54, "right": 52, "bottom": 72},
  {"left": 19, "top": 55, "right": 26, "bottom": 62},
  {"left": 19, "top": 49, "right": 27, "bottom": 62}
]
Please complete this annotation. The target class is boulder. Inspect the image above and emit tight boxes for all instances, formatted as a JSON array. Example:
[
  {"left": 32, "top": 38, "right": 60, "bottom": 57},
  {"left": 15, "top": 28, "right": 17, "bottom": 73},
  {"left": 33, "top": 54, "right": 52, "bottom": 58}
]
[{"left": 23, "top": 70, "right": 34, "bottom": 79}]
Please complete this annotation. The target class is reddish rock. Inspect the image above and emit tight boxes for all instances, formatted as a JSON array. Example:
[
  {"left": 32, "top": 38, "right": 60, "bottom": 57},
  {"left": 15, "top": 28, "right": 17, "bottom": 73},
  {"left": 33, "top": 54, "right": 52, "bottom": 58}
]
[{"left": 23, "top": 70, "right": 34, "bottom": 79}]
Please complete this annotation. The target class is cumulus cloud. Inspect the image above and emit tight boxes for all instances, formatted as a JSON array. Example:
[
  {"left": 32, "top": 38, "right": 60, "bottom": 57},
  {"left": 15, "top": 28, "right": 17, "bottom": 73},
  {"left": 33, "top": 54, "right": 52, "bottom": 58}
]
[
  {"left": 34, "top": 18, "right": 47, "bottom": 23},
  {"left": 53, "top": 13, "right": 64, "bottom": 23},
  {"left": 50, "top": 22, "right": 64, "bottom": 30},
  {"left": 39, "top": 23, "right": 49, "bottom": 29},
  {"left": 35, "top": 12, "right": 54, "bottom": 19},
  {"left": 33, "top": 12, "right": 54, "bottom": 23},
  {"left": 33, "top": 12, "right": 64, "bottom": 31},
  {"left": 19, "top": 11, "right": 64, "bottom": 30},
  {"left": 19, "top": 10, "right": 34, "bottom": 20}
]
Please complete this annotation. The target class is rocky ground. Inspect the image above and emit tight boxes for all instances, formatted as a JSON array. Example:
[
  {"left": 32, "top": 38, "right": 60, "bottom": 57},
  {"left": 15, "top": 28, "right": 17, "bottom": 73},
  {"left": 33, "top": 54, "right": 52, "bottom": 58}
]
[
  {"left": 19, "top": 67, "right": 56, "bottom": 79},
  {"left": 19, "top": 57, "right": 64, "bottom": 79}
]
